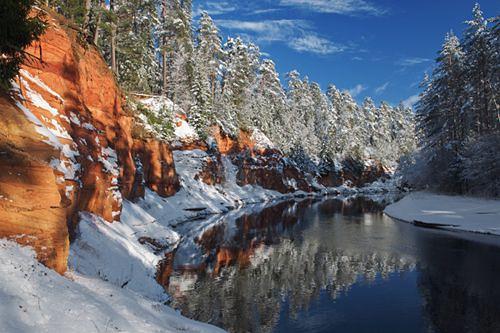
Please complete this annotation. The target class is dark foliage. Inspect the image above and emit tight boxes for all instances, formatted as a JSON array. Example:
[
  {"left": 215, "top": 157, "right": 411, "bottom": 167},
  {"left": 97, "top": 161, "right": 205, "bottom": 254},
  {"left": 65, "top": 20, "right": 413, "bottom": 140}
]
[{"left": 0, "top": 0, "right": 45, "bottom": 91}]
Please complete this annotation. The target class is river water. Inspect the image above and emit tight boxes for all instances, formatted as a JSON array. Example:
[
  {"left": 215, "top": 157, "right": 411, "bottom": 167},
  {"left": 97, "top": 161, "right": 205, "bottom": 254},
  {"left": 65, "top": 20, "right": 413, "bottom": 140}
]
[{"left": 166, "top": 196, "right": 500, "bottom": 333}]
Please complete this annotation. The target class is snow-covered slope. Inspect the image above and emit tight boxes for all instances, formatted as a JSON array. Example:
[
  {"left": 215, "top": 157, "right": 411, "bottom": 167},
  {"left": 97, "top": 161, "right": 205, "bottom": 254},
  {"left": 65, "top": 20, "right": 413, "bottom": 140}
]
[
  {"left": 0, "top": 239, "right": 224, "bottom": 333},
  {"left": 384, "top": 192, "right": 500, "bottom": 236},
  {"left": 136, "top": 149, "right": 296, "bottom": 226}
]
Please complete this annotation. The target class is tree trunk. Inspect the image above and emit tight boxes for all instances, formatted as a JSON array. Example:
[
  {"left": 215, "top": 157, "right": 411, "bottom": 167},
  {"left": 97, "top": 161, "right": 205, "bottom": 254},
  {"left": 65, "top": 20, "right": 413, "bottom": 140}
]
[
  {"left": 210, "top": 72, "right": 216, "bottom": 100},
  {"left": 83, "top": 0, "right": 92, "bottom": 33},
  {"left": 92, "top": 0, "right": 104, "bottom": 45},
  {"left": 162, "top": 49, "right": 168, "bottom": 96},
  {"left": 110, "top": 0, "right": 117, "bottom": 75},
  {"left": 161, "top": 0, "right": 168, "bottom": 96}
]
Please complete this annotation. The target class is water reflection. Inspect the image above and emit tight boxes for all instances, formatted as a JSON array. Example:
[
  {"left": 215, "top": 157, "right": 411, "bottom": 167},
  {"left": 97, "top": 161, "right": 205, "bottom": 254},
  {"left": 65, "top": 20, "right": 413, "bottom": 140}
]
[{"left": 164, "top": 196, "right": 500, "bottom": 333}]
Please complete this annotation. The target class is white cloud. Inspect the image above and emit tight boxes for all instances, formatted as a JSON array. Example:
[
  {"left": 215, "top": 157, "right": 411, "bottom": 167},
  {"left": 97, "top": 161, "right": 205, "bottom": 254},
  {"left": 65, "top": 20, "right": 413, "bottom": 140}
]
[
  {"left": 251, "top": 8, "right": 282, "bottom": 15},
  {"left": 217, "top": 19, "right": 346, "bottom": 55},
  {"left": 348, "top": 84, "right": 366, "bottom": 97},
  {"left": 289, "top": 35, "right": 345, "bottom": 55},
  {"left": 402, "top": 94, "right": 420, "bottom": 108},
  {"left": 397, "top": 57, "right": 431, "bottom": 67},
  {"left": 375, "top": 82, "right": 390, "bottom": 94},
  {"left": 217, "top": 19, "right": 306, "bottom": 41},
  {"left": 193, "top": 1, "right": 237, "bottom": 17},
  {"left": 279, "top": 0, "right": 387, "bottom": 16}
]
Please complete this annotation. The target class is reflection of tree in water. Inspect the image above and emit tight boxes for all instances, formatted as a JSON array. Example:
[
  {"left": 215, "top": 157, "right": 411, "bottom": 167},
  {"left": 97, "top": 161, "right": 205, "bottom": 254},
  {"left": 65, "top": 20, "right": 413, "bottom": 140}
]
[
  {"left": 415, "top": 234, "right": 500, "bottom": 333},
  {"left": 168, "top": 197, "right": 415, "bottom": 333}
]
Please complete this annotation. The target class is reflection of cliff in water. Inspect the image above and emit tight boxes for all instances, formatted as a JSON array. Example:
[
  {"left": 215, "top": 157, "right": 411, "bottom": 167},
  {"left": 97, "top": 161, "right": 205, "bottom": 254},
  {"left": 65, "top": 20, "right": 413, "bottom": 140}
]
[
  {"left": 416, "top": 233, "right": 500, "bottom": 333},
  {"left": 166, "top": 196, "right": 500, "bottom": 333},
  {"left": 167, "top": 197, "right": 415, "bottom": 333}
]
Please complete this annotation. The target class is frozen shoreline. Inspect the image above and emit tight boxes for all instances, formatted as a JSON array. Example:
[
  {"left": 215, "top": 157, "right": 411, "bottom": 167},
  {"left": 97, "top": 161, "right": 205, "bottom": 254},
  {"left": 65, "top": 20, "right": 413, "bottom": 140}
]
[
  {"left": 384, "top": 191, "right": 500, "bottom": 237},
  {"left": 0, "top": 142, "right": 398, "bottom": 333}
]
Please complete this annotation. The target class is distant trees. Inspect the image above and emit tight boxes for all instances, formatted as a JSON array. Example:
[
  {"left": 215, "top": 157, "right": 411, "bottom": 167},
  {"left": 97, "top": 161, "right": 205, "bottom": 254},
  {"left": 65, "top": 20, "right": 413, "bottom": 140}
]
[
  {"left": 0, "top": 0, "right": 45, "bottom": 91},
  {"left": 404, "top": 4, "right": 499, "bottom": 196},
  {"left": 33, "top": 1, "right": 416, "bottom": 171}
]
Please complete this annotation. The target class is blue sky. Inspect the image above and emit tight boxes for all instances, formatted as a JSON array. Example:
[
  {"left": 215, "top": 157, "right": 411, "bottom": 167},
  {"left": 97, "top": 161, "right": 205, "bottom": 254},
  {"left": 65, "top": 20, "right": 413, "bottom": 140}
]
[{"left": 192, "top": 0, "right": 499, "bottom": 107}]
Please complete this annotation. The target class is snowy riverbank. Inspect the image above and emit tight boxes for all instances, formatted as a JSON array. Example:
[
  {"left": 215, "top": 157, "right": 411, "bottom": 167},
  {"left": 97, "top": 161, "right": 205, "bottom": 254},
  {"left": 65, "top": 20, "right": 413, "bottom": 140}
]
[
  {"left": 0, "top": 136, "right": 399, "bottom": 333},
  {"left": 384, "top": 192, "right": 500, "bottom": 236}
]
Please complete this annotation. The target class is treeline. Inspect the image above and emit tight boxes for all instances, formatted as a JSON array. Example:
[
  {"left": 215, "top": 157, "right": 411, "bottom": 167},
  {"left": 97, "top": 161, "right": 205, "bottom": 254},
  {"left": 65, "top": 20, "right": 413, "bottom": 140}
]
[
  {"left": 402, "top": 4, "right": 499, "bottom": 196},
  {"left": 42, "top": 1, "right": 414, "bottom": 169}
]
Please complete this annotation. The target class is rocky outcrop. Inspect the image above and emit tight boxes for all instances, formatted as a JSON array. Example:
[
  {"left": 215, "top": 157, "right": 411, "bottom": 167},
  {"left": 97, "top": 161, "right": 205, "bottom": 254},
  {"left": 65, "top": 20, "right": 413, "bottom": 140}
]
[
  {"left": 318, "top": 158, "right": 390, "bottom": 188},
  {"left": 0, "top": 11, "right": 179, "bottom": 273},
  {"left": 232, "top": 151, "right": 312, "bottom": 193},
  {"left": 0, "top": 94, "right": 69, "bottom": 274},
  {"left": 195, "top": 153, "right": 225, "bottom": 185},
  {"left": 210, "top": 126, "right": 312, "bottom": 193},
  {"left": 132, "top": 140, "right": 180, "bottom": 199}
]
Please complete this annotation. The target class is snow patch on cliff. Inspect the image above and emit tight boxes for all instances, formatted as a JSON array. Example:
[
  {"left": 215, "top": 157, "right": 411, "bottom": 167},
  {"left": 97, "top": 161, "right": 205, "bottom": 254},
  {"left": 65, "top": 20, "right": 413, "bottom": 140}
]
[{"left": 251, "top": 128, "right": 274, "bottom": 151}]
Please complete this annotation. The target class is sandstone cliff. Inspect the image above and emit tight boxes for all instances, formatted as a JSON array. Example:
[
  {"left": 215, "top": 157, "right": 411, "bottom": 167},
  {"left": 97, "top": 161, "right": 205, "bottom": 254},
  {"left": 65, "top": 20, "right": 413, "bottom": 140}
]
[{"left": 0, "top": 12, "right": 179, "bottom": 273}]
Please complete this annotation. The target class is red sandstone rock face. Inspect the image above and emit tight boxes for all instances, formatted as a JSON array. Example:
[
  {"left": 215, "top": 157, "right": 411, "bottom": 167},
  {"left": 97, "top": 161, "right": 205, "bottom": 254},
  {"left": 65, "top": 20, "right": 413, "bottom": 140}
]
[
  {"left": 132, "top": 140, "right": 180, "bottom": 199},
  {"left": 210, "top": 126, "right": 258, "bottom": 155},
  {"left": 210, "top": 126, "right": 312, "bottom": 193},
  {"left": 195, "top": 154, "right": 225, "bottom": 185},
  {"left": 0, "top": 94, "right": 69, "bottom": 274},
  {"left": 232, "top": 152, "right": 312, "bottom": 193},
  {"left": 318, "top": 158, "right": 389, "bottom": 188},
  {"left": 171, "top": 139, "right": 208, "bottom": 152},
  {"left": 0, "top": 11, "right": 179, "bottom": 273}
]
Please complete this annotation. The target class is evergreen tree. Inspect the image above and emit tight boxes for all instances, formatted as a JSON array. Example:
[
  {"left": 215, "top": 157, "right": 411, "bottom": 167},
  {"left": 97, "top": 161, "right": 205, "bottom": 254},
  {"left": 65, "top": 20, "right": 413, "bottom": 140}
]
[
  {"left": 416, "top": 31, "right": 466, "bottom": 158},
  {"left": 462, "top": 4, "right": 498, "bottom": 136},
  {"left": 250, "top": 59, "right": 287, "bottom": 138},
  {"left": 116, "top": 0, "right": 159, "bottom": 93},
  {"left": 0, "top": 0, "right": 45, "bottom": 91},
  {"left": 220, "top": 38, "right": 260, "bottom": 132}
]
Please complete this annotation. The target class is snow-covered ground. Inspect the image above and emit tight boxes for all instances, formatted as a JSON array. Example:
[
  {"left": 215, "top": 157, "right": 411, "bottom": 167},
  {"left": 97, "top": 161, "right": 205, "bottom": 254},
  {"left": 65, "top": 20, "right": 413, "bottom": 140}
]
[
  {"left": 384, "top": 192, "right": 500, "bottom": 236},
  {"left": 138, "top": 149, "right": 299, "bottom": 226},
  {"left": 0, "top": 239, "right": 224, "bottom": 333}
]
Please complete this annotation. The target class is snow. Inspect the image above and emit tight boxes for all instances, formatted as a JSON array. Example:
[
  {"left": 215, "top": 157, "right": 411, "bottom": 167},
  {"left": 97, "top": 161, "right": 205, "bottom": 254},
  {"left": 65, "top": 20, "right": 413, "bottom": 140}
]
[
  {"left": 134, "top": 149, "right": 294, "bottom": 227},
  {"left": 18, "top": 76, "right": 59, "bottom": 116},
  {"left": 0, "top": 239, "right": 224, "bottom": 333},
  {"left": 82, "top": 122, "right": 96, "bottom": 131},
  {"left": 250, "top": 128, "right": 274, "bottom": 151},
  {"left": 140, "top": 96, "right": 175, "bottom": 113},
  {"left": 174, "top": 114, "right": 198, "bottom": 140},
  {"left": 99, "top": 146, "right": 120, "bottom": 177},
  {"left": 69, "top": 112, "right": 81, "bottom": 125},
  {"left": 384, "top": 192, "right": 500, "bottom": 236},
  {"left": 19, "top": 69, "right": 64, "bottom": 102},
  {"left": 11, "top": 78, "right": 80, "bottom": 181},
  {"left": 70, "top": 211, "right": 171, "bottom": 300}
]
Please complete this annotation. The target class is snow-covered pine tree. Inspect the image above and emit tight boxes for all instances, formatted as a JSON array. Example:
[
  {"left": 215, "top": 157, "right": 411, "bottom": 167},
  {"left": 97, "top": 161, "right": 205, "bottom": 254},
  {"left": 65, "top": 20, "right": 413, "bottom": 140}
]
[
  {"left": 115, "top": 0, "right": 159, "bottom": 93},
  {"left": 189, "top": 11, "right": 223, "bottom": 135},
  {"left": 462, "top": 4, "right": 498, "bottom": 136},
  {"left": 324, "top": 84, "right": 343, "bottom": 158},
  {"left": 361, "top": 97, "right": 377, "bottom": 153},
  {"left": 220, "top": 37, "right": 260, "bottom": 132},
  {"left": 195, "top": 12, "right": 223, "bottom": 102},
  {"left": 169, "top": 0, "right": 195, "bottom": 111},
  {"left": 416, "top": 32, "right": 465, "bottom": 152},
  {"left": 309, "top": 82, "right": 330, "bottom": 161},
  {"left": 249, "top": 59, "right": 287, "bottom": 140}
]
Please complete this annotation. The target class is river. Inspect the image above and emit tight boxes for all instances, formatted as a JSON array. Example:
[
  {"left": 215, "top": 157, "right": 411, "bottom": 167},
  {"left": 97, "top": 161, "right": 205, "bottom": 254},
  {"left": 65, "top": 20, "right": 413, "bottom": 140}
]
[{"left": 164, "top": 196, "right": 500, "bottom": 333}]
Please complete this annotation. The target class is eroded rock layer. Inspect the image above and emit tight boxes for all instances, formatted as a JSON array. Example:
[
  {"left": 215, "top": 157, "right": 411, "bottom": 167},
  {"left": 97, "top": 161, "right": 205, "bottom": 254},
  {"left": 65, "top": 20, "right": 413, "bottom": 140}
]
[{"left": 0, "top": 12, "right": 179, "bottom": 273}]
